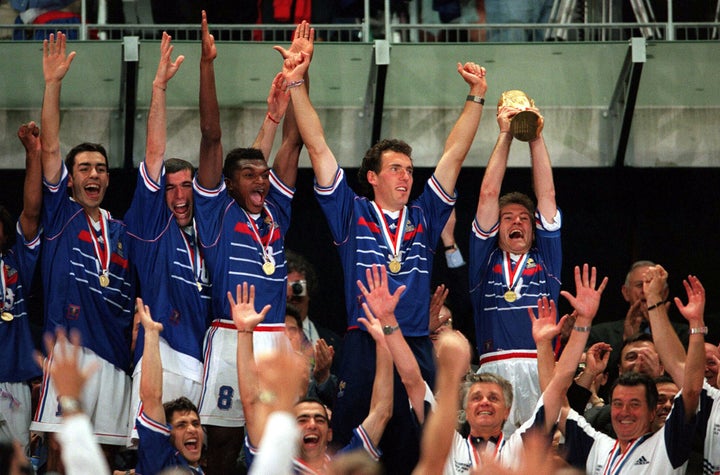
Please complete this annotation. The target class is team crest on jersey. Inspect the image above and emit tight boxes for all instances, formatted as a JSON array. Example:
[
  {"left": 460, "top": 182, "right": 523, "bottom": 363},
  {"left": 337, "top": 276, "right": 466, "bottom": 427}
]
[
  {"left": 405, "top": 220, "right": 415, "bottom": 233},
  {"left": 66, "top": 304, "right": 80, "bottom": 320},
  {"left": 337, "top": 380, "right": 346, "bottom": 398},
  {"left": 526, "top": 258, "right": 536, "bottom": 269},
  {"left": 115, "top": 241, "right": 126, "bottom": 258},
  {"left": 170, "top": 309, "right": 181, "bottom": 325},
  {"left": 483, "top": 339, "right": 493, "bottom": 352}
]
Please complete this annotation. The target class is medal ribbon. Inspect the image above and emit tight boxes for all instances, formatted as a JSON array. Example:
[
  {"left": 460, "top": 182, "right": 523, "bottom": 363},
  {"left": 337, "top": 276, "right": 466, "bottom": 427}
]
[
  {"left": 242, "top": 206, "right": 277, "bottom": 264},
  {"left": 502, "top": 251, "right": 528, "bottom": 294},
  {"left": 601, "top": 435, "right": 649, "bottom": 475},
  {"left": 85, "top": 211, "right": 111, "bottom": 281},
  {"left": 179, "top": 220, "right": 204, "bottom": 288},
  {"left": 370, "top": 202, "right": 407, "bottom": 262},
  {"left": 0, "top": 258, "right": 8, "bottom": 311},
  {"left": 468, "top": 433, "right": 504, "bottom": 468}
]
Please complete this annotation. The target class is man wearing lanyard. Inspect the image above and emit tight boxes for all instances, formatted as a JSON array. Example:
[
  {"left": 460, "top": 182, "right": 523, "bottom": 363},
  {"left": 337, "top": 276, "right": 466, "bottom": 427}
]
[
  {"left": 30, "top": 32, "right": 135, "bottom": 467},
  {"left": 282, "top": 21, "right": 488, "bottom": 474},
  {"left": 124, "top": 33, "right": 212, "bottom": 444},
  {"left": 469, "top": 102, "right": 561, "bottom": 434},
  {"left": 192, "top": 12, "right": 305, "bottom": 474},
  {"left": 0, "top": 122, "right": 43, "bottom": 454},
  {"left": 562, "top": 267, "right": 705, "bottom": 474}
]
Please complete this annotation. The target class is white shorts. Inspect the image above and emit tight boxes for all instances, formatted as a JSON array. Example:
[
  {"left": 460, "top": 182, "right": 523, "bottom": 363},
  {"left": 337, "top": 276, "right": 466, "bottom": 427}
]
[
  {"left": 127, "top": 338, "right": 203, "bottom": 444},
  {"left": 30, "top": 342, "right": 131, "bottom": 446},
  {"left": 0, "top": 381, "right": 32, "bottom": 450},
  {"left": 198, "top": 320, "right": 288, "bottom": 427},
  {"left": 478, "top": 350, "right": 540, "bottom": 435}
]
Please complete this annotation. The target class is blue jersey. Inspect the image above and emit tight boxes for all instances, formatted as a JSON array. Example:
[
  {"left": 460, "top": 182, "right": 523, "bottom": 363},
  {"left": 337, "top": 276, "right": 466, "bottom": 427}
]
[
  {"left": 0, "top": 224, "right": 41, "bottom": 382},
  {"left": 125, "top": 162, "right": 212, "bottom": 365},
  {"left": 193, "top": 171, "right": 293, "bottom": 327},
  {"left": 41, "top": 164, "right": 135, "bottom": 371},
  {"left": 135, "top": 411, "right": 203, "bottom": 475},
  {"left": 315, "top": 168, "right": 454, "bottom": 336},
  {"left": 469, "top": 211, "right": 562, "bottom": 356}
]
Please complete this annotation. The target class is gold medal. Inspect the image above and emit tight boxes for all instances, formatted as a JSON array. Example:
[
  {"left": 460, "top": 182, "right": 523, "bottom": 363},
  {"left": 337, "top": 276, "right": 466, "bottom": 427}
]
[
  {"left": 1, "top": 311, "right": 13, "bottom": 322},
  {"left": 503, "top": 290, "right": 517, "bottom": 303},
  {"left": 99, "top": 274, "right": 110, "bottom": 288},
  {"left": 196, "top": 281, "right": 203, "bottom": 292},
  {"left": 389, "top": 259, "right": 401, "bottom": 273},
  {"left": 262, "top": 261, "right": 275, "bottom": 276}
]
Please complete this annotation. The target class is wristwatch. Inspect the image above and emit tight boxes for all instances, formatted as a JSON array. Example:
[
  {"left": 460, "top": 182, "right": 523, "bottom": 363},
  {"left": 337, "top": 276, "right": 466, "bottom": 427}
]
[
  {"left": 382, "top": 324, "right": 400, "bottom": 335},
  {"left": 59, "top": 396, "right": 82, "bottom": 414}
]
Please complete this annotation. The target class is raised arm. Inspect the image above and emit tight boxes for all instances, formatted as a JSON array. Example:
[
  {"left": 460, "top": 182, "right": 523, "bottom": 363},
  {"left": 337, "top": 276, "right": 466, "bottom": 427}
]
[
  {"left": 197, "top": 11, "right": 223, "bottom": 189},
  {"left": 357, "top": 265, "right": 428, "bottom": 422},
  {"left": 432, "top": 62, "right": 487, "bottom": 195},
  {"left": 675, "top": 275, "right": 706, "bottom": 417},
  {"left": 474, "top": 106, "right": 515, "bottom": 230},
  {"left": 145, "top": 32, "right": 184, "bottom": 182},
  {"left": 269, "top": 21, "right": 314, "bottom": 188},
  {"left": 355, "top": 314, "right": 393, "bottom": 447},
  {"left": 528, "top": 109, "right": 556, "bottom": 222},
  {"left": 228, "top": 283, "right": 271, "bottom": 447},
  {"left": 541, "top": 264, "right": 607, "bottom": 433},
  {"left": 529, "top": 298, "right": 567, "bottom": 392},
  {"left": 17, "top": 121, "right": 42, "bottom": 241},
  {"left": 39, "top": 329, "right": 109, "bottom": 475},
  {"left": 137, "top": 298, "right": 166, "bottom": 424},
  {"left": 282, "top": 26, "right": 338, "bottom": 187},
  {"left": 412, "top": 331, "right": 471, "bottom": 475},
  {"left": 642, "top": 265, "right": 686, "bottom": 383},
  {"left": 41, "top": 32, "right": 76, "bottom": 184},
  {"left": 251, "top": 73, "right": 288, "bottom": 163}
]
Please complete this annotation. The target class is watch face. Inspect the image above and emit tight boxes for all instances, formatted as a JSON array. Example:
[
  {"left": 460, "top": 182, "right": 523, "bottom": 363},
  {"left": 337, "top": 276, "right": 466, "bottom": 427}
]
[{"left": 383, "top": 325, "right": 398, "bottom": 335}]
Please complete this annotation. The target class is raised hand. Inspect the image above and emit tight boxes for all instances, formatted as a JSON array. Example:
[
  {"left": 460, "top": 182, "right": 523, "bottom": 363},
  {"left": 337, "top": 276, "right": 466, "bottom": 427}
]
[
  {"left": 313, "top": 338, "right": 335, "bottom": 384},
  {"left": 584, "top": 342, "right": 612, "bottom": 376},
  {"left": 356, "top": 264, "right": 405, "bottom": 325},
  {"left": 560, "top": 264, "right": 608, "bottom": 322},
  {"left": 274, "top": 20, "right": 315, "bottom": 62},
  {"left": 227, "top": 283, "right": 271, "bottom": 332},
  {"left": 674, "top": 275, "right": 705, "bottom": 324},
  {"left": 154, "top": 32, "right": 184, "bottom": 89},
  {"left": 266, "top": 72, "right": 290, "bottom": 124},
  {"left": 17, "top": 121, "right": 40, "bottom": 155},
  {"left": 428, "top": 284, "right": 450, "bottom": 333},
  {"left": 456, "top": 61, "right": 487, "bottom": 95},
  {"left": 43, "top": 329, "right": 98, "bottom": 401},
  {"left": 200, "top": 10, "right": 217, "bottom": 63},
  {"left": 136, "top": 297, "right": 163, "bottom": 333},
  {"left": 642, "top": 265, "right": 668, "bottom": 304},
  {"left": 623, "top": 299, "right": 646, "bottom": 340},
  {"left": 528, "top": 296, "right": 566, "bottom": 344},
  {"left": 43, "top": 32, "right": 76, "bottom": 84}
]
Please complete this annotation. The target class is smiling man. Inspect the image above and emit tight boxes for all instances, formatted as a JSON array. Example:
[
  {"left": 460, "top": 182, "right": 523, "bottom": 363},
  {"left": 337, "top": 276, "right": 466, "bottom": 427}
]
[
  {"left": 469, "top": 102, "right": 561, "bottom": 434},
  {"left": 124, "top": 33, "right": 211, "bottom": 445},
  {"left": 283, "top": 21, "right": 487, "bottom": 474},
  {"left": 192, "top": 12, "right": 304, "bottom": 474},
  {"left": 30, "top": 32, "right": 135, "bottom": 465},
  {"left": 135, "top": 298, "right": 204, "bottom": 474}
]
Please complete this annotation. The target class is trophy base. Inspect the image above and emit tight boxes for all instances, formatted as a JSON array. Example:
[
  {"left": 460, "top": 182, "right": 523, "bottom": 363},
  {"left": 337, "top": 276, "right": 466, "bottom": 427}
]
[{"left": 510, "top": 110, "right": 540, "bottom": 142}]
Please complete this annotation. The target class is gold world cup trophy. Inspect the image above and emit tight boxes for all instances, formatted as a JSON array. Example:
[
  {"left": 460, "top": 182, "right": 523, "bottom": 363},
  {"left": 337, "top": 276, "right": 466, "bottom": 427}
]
[{"left": 498, "top": 90, "right": 544, "bottom": 142}]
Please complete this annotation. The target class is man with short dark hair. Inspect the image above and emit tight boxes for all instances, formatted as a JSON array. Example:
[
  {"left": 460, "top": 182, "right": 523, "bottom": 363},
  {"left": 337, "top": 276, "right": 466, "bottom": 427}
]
[
  {"left": 470, "top": 100, "right": 561, "bottom": 433},
  {"left": 124, "top": 32, "right": 211, "bottom": 444},
  {"left": 562, "top": 268, "right": 706, "bottom": 474},
  {"left": 283, "top": 22, "right": 488, "bottom": 473},
  {"left": 193, "top": 13, "right": 305, "bottom": 474},
  {"left": 135, "top": 298, "right": 204, "bottom": 474},
  {"left": 31, "top": 32, "right": 135, "bottom": 457}
]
